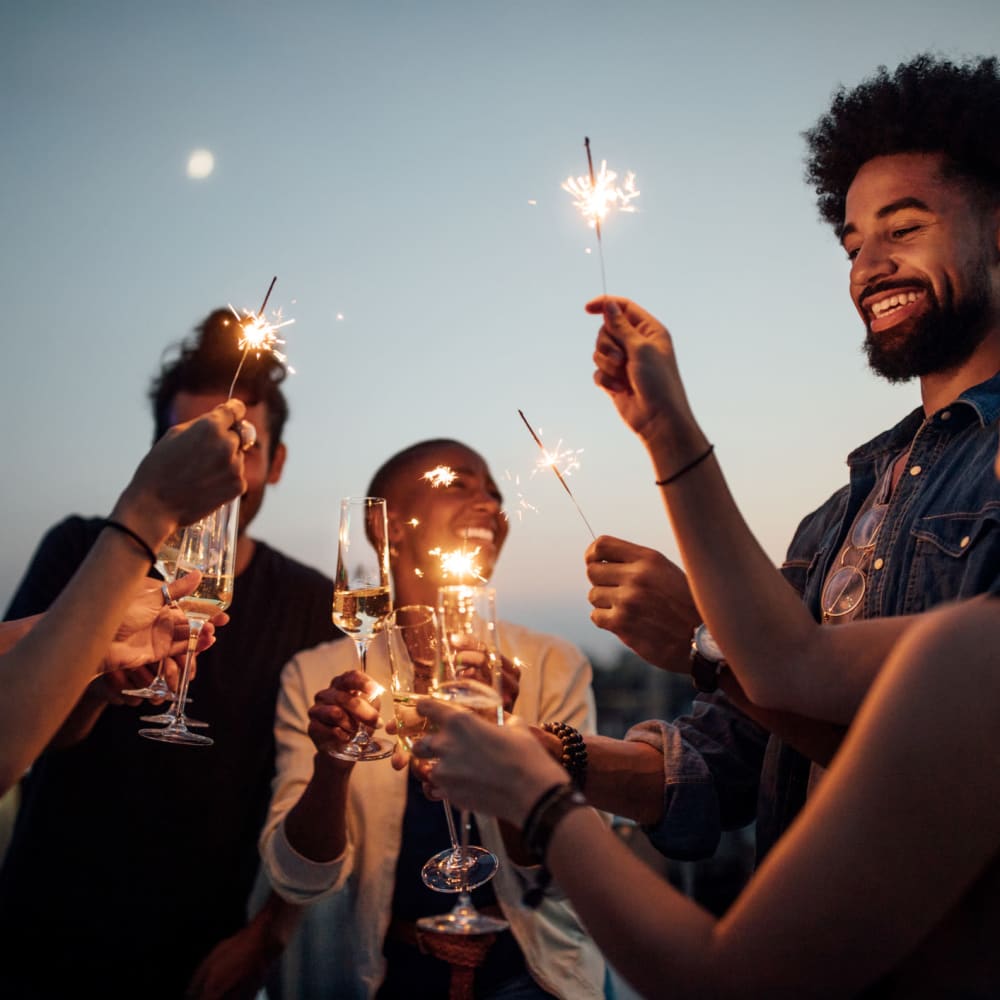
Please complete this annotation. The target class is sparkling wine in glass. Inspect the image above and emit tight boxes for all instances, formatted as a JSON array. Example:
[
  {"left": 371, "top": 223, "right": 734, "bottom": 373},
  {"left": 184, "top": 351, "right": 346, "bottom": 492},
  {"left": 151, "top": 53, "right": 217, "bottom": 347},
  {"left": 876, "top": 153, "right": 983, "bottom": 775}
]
[
  {"left": 121, "top": 528, "right": 184, "bottom": 702},
  {"left": 328, "top": 496, "right": 394, "bottom": 762},
  {"left": 417, "top": 585, "right": 509, "bottom": 935},
  {"left": 138, "top": 497, "right": 239, "bottom": 747}
]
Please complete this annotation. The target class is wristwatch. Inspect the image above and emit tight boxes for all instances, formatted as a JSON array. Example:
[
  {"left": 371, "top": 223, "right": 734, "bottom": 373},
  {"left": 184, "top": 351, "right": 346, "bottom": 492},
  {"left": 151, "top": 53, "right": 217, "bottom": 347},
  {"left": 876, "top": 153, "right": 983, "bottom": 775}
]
[{"left": 690, "top": 624, "right": 726, "bottom": 693}]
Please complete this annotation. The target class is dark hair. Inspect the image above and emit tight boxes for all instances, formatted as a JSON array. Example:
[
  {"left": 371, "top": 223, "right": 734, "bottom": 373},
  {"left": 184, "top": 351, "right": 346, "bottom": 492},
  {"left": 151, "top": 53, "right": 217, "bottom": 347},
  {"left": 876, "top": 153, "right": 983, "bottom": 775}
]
[
  {"left": 149, "top": 308, "right": 289, "bottom": 460},
  {"left": 804, "top": 54, "right": 1000, "bottom": 230},
  {"left": 367, "top": 439, "right": 472, "bottom": 500}
]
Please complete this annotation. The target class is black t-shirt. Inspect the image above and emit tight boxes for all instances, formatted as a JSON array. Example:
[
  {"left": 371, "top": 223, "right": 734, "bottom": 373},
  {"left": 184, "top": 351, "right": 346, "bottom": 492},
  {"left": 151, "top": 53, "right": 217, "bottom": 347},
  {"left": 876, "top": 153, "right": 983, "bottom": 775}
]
[{"left": 0, "top": 516, "right": 339, "bottom": 999}]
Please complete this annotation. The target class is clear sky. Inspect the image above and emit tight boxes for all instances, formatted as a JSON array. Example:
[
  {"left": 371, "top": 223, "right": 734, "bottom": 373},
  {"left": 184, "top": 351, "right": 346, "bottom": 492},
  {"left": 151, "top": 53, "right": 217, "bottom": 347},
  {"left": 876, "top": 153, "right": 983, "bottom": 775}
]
[{"left": 3, "top": 1, "right": 998, "bottom": 661}]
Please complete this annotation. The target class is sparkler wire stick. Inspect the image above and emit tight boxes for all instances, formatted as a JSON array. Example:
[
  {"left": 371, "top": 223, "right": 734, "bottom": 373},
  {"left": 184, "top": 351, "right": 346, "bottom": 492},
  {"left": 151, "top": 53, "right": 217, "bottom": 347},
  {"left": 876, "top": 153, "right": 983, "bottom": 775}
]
[
  {"left": 584, "top": 137, "right": 608, "bottom": 297},
  {"left": 228, "top": 275, "right": 279, "bottom": 399},
  {"left": 517, "top": 409, "right": 596, "bottom": 540}
]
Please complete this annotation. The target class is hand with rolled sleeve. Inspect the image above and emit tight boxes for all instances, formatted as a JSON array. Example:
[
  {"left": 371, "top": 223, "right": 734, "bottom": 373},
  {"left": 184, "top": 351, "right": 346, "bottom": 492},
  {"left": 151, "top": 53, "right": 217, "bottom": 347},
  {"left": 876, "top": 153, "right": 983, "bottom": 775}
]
[{"left": 585, "top": 534, "right": 700, "bottom": 672}]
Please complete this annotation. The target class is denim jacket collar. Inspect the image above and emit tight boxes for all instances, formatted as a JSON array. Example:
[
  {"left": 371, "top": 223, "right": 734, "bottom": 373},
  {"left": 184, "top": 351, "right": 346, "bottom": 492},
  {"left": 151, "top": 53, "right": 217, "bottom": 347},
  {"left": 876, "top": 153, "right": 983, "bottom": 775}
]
[{"left": 846, "top": 369, "right": 1000, "bottom": 472}]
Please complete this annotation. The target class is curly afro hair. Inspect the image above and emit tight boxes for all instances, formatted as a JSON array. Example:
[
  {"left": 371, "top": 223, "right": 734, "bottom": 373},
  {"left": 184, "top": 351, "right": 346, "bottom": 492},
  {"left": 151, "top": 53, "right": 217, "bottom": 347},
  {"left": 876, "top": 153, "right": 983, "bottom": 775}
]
[
  {"left": 150, "top": 307, "right": 289, "bottom": 459},
  {"left": 804, "top": 53, "right": 1000, "bottom": 231}
]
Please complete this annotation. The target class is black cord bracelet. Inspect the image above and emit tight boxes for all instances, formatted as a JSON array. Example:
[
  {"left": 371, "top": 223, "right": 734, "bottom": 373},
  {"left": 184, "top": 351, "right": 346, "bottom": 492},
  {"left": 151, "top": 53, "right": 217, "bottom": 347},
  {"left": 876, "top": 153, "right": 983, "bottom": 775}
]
[
  {"left": 520, "top": 781, "right": 589, "bottom": 909},
  {"left": 103, "top": 518, "right": 157, "bottom": 566},
  {"left": 541, "top": 721, "right": 588, "bottom": 790},
  {"left": 655, "top": 443, "right": 715, "bottom": 487}
]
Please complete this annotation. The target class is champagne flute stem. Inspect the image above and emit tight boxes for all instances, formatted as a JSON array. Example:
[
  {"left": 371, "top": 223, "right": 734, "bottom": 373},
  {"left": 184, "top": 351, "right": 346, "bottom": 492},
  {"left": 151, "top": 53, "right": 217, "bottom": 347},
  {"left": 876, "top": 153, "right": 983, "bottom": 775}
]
[
  {"left": 173, "top": 620, "right": 203, "bottom": 725},
  {"left": 457, "top": 808, "right": 472, "bottom": 895},
  {"left": 443, "top": 800, "right": 461, "bottom": 853},
  {"left": 351, "top": 636, "right": 373, "bottom": 749}
]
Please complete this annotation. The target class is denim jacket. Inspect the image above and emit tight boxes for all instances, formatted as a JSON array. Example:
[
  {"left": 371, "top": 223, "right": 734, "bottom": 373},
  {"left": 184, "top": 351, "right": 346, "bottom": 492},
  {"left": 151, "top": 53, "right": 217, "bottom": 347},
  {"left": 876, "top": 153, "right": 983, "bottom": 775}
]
[{"left": 631, "top": 370, "right": 1000, "bottom": 863}]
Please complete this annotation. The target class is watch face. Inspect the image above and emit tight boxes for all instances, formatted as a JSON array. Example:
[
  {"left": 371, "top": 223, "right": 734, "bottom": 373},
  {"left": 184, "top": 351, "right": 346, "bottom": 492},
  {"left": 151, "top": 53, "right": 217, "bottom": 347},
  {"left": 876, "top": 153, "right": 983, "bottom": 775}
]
[{"left": 695, "top": 625, "right": 724, "bottom": 662}]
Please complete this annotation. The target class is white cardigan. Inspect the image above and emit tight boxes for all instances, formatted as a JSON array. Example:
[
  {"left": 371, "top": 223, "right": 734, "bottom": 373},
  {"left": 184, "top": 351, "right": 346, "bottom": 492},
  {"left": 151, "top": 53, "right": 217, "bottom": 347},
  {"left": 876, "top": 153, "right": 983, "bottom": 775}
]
[{"left": 259, "top": 620, "right": 607, "bottom": 1000}]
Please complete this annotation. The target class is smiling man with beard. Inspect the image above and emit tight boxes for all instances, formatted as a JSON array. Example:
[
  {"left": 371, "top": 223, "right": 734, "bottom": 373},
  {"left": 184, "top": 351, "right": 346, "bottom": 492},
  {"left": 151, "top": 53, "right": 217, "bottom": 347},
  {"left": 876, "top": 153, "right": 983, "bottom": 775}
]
[
  {"left": 257, "top": 439, "right": 607, "bottom": 1000},
  {"left": 522, "top": 53, "right": 1000, "bottom": 895}
]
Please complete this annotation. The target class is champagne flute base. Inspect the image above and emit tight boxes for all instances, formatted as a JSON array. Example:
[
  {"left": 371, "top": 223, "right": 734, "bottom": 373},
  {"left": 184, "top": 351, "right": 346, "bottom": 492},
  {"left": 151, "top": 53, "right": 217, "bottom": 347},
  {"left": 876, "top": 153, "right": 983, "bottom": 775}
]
[
  {"left": 421, "top": 846, "right": 499, "bottom": 892},
  {"left": 138, "top": 726, "right": 213, "bottom": 747},
  {"left": 417, "top": 899, "right": 509, "bottom": 936},
  {"left": 122, "top": 686, "right": 176, "bottom": 701},
  {"left": 325, "top": 736, "right": 394, "bottom": 762},
  {"left": 140, "top": 710, "right": 209, "bottom": 728}
]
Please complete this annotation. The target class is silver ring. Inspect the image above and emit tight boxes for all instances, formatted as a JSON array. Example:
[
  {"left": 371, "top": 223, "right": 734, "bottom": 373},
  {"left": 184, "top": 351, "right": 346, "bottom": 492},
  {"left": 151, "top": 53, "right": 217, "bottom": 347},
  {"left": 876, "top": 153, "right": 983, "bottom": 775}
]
[
  {"left": 161, "top": 583, "right": 172, "bottom": 605},
  {"left": 233, "top": 419, "right": 257, "bottom": 452}
]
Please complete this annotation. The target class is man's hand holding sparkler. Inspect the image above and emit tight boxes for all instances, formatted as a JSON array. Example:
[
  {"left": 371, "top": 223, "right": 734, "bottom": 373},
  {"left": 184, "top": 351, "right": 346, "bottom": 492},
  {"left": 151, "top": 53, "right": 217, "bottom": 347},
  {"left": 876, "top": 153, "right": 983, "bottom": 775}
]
[{"left": 585, "top": 536, "right": 699, "bottom": 670}]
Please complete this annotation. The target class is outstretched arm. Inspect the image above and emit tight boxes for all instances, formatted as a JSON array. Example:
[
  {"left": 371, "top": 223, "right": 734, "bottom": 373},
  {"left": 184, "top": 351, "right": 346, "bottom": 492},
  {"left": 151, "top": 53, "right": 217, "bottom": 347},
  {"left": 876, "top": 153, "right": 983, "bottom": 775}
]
[
  {"left": 419, "top": 597, "right": 1000, "bottom": 996},
  {"left": 588, "top": 296, "right": 911, "bottom": 723},
  {"left": 0, "top": 400, "right": 246, "bottom": 792}
]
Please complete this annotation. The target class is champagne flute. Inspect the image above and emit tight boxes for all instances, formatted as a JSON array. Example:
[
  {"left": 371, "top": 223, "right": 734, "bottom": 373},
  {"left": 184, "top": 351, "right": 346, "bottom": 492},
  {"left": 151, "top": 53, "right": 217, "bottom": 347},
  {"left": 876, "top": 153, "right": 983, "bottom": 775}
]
[
  {"left": 139, "top": 497, "right": 239, "bottom": 747},
  {"left": 386, "top": 604, "right": 495, "bottom": 887},
  {"left": 417, "top": 584, "right": 509, "bottom": 935},
  {"left": 121, "top": 528, "right": 184, "bottom": 702},
  {"left": 328, "top": 496, "right": 394, "bottom": 762}
]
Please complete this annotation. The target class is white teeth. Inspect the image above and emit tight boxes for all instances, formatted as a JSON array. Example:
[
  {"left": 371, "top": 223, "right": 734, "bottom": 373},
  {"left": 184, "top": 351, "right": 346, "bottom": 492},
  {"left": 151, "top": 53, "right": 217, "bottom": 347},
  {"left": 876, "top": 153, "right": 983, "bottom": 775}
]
[
  {"left": 462, "top": 527, "right": 494, "bottom": 543},
  {"left": 871, "top": 291, "right": 919, "bottom": 317}
]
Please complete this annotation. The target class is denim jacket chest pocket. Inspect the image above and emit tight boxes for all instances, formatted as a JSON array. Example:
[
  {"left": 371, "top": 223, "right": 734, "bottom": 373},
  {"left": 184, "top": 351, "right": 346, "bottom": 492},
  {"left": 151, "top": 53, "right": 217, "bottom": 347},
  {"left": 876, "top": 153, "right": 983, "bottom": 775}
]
[{"left": 902, "top": 502, "right": 1000, "bottom": 608}]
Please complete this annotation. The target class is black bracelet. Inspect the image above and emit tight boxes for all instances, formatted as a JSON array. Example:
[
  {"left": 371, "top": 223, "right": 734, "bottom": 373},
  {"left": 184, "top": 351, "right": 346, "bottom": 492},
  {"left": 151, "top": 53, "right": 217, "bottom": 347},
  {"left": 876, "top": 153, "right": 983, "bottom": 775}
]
[
  {"left": 655, "top": 443, "right": 715, "bottom": 487},
  {"left": 520, "top": 782, "right": 589, "bottom": 909},
  {"left": 102, "top": 518, "right": 157, "bottom": 566},
  {"left": 541, "top": 721, "right": 588, "bottom": 790}
]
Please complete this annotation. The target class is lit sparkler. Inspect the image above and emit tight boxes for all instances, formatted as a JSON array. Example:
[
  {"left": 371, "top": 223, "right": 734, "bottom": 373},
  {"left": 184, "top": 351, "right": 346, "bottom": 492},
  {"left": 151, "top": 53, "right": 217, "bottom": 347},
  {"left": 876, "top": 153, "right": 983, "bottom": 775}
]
[
  {"left": 422, "top": 466, "right": 457, "bottom": 488},
  {"left": 517, "top": 410, "right": 596, "bottom": 540},
  {"left": 227, "top": 276, "right": 296, "bottom": 399},
  {"left": 562, "top": 137, "right": 639, "bottom": 296},
  {"left": 428, "top": 546, "right": 487, "bottom": 584}
]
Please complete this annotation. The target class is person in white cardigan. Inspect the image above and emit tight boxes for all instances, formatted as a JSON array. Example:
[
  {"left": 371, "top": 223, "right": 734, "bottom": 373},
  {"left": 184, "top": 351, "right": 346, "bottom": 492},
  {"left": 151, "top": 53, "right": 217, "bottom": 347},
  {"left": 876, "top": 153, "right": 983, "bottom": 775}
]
[{"left": 259, "top": 438, "right": 607, "bottom": 1000}]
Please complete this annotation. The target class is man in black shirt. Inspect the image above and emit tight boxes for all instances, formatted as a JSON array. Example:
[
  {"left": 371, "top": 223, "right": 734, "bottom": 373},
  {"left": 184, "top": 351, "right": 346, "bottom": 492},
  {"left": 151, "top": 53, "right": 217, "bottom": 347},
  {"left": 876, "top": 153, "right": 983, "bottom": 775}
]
[{"left": 0, "top": 309, "right": 340, "bottom": 999}]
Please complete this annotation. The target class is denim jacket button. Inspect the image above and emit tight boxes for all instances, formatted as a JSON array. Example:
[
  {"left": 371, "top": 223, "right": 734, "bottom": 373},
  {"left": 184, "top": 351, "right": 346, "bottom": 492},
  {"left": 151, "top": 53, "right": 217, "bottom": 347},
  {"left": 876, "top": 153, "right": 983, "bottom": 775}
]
[
  {"left": 961, "top": 536, "right": 971, "bottom": 549},
  {"left": 909, "top": 465, "right": 922, "bottom": 476},
  {"left": 873, "top": 557, "right": 885, "bottom": 570}
]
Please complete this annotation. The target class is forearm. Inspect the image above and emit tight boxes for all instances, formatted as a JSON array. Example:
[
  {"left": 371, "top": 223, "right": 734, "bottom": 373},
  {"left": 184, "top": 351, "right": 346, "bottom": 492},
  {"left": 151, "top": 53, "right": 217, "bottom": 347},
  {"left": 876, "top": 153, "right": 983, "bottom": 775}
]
[
  {"left": 0, "top": 528, "right": 157, "bottom": 792},
  {"left": 645, "top": 432, "right": 903, "bottom": 722},
  {"left": 546, "top": 806, "right": 723, "bottom": 998},
  {"left": 577, "top": 734, "right": 666, "bottom": 825},
  {"left": 0, "top": 615, "right": 42, "bottom": 655},
  {"left": 282, "top": 752, "right": 353, "bottom": 862}
]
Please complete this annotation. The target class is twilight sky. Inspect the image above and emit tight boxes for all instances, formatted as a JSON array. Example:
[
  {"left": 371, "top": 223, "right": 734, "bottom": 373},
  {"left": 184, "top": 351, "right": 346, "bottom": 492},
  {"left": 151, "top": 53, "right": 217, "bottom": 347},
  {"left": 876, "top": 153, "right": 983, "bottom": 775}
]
[{"left": 3, "top": 1, "right": 997, "bottom": 661}]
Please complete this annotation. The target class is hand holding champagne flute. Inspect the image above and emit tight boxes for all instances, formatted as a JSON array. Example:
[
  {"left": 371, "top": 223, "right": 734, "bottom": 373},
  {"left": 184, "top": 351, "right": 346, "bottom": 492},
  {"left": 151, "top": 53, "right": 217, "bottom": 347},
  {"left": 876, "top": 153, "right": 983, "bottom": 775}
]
[
  {"left": 328, "top": 496, "right": 394, "bottom": 762},
  {"left": 139, "top": 497, "right": 239, "bottom": 747},
  {"left": 417, "top": 584, "right": 509, "bottom": 935}
]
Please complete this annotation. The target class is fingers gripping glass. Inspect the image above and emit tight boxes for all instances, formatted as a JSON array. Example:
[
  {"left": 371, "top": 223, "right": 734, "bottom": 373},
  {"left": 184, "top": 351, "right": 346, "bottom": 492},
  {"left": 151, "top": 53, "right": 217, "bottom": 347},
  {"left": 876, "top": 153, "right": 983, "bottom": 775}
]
[
  {"left": 329, "top": 497, "right": 394, "bottom": 762},
  {"left": 821, "top": 502, "right": 888, "bottom": 621}
]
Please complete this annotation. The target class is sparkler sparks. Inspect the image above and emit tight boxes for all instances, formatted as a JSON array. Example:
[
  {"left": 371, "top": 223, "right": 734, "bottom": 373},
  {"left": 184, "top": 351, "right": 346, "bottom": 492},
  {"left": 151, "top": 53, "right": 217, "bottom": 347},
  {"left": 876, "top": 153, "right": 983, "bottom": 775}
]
[
  {"left": 421, "top": 466, "right": 458, "bottom": 488},
  {"left": 562, "top": 137, "right": 639, "bottom": 297},
  {"left": 226, "top": 276, "right": 296, "bottom": 399},
  {"left": 562, "top": 157, "right": 639, "bottom": 232},
  {"left": 428, "top": 547, "right": 486, "bottom": 583},
  {"left": 517, "top": 410, "right": 596, "bottom": 540}
]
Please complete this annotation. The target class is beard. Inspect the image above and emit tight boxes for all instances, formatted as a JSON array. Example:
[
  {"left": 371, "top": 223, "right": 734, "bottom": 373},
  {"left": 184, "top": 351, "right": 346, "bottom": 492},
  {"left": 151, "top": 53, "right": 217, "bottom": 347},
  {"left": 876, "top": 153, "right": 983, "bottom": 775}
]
[{"left": 864, "top": 265, "right": 993, "bottom": 384}]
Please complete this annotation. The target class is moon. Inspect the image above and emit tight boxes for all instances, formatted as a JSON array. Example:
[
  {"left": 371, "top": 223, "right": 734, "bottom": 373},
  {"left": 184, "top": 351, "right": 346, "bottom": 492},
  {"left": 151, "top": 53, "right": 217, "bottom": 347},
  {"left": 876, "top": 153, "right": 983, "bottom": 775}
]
[{"left": 186, "top": 149, "right": 215, "bottom": 180}]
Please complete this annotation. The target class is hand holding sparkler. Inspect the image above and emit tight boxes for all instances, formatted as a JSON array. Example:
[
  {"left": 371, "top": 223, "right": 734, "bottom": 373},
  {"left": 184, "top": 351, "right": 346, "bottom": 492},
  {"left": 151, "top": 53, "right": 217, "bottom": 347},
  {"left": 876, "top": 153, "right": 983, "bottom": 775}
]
[
  {"left": 587, "top": 296, "right": 710, "bottom": 482},
  {"left": 563, "top": 137, "right": 639, "bottom": 296}
]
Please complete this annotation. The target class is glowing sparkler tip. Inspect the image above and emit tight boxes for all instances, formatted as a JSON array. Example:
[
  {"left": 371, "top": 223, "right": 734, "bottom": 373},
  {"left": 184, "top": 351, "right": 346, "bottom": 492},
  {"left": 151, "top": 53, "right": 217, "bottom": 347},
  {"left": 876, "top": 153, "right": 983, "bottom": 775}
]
[
  {"left": 562, "top": 159, "right": 640, "bottom": 228},
  {"left": 422, "top": 466, "right": 458, "bottom": 488}
]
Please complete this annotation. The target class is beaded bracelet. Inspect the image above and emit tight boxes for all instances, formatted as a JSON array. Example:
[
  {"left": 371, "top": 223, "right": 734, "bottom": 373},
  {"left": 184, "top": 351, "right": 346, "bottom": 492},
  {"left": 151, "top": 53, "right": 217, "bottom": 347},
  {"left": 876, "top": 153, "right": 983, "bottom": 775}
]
[{"left": 541, "top": 721, "right": 588, "bottom": 790}]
